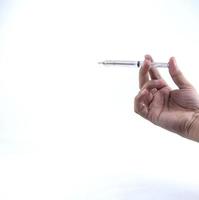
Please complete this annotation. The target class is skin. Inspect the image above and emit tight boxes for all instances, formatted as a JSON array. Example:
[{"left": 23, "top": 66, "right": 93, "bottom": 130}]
[{"left": 134, "top": 55, "right": 199, "bottom": 142}]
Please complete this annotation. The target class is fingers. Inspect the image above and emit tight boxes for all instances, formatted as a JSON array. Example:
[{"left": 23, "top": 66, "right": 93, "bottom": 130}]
[
  {"left": 149, "top": 66, "right": 162, "bottom": 80},
  {"left": 142, "top": 79, "right": 167, "bottom": 91},
  {"left": 145, "top": 54, "right": 154, "bottom": 63},
  {"left": 139, "top": 55, "right": 165, "bottom": 88},
  {"left": 139, "top": 55, "right": 153, "bottom": 89},
  {"left": 168, "top": 57, "right": 193, "bottom": 89},
  {"left": 134, "top": 79, "right": 165, "bottom": 118},
  {"left": 134, "top": 89, "right": 152, "bottom": 118}
]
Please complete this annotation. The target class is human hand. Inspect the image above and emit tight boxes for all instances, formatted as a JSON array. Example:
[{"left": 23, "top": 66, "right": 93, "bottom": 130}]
[{"left": 134, "top": 55, "right": 199, "bottom": 141}]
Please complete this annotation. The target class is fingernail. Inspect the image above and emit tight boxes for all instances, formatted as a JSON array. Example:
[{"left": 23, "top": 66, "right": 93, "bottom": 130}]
[
  {"left": 140, "top": 103, "right": 148, "bottom": 116},
  {"left": 145, "top": 54, "right": 153, "bottom": 62}
]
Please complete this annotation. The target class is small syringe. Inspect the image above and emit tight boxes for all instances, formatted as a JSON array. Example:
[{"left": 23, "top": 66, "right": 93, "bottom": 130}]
[{"left": 98, "top": 60, "right": 169, "bottom": 68}]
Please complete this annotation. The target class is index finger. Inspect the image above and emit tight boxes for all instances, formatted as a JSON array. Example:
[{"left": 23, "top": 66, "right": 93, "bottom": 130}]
[{"left": 139, "top": 55, "right": 153, "bottom": 89}]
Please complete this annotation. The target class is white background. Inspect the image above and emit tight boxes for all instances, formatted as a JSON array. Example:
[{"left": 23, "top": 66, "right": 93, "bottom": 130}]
[{"left": 0, "top": 0, "right": 199, "bottom": 199}]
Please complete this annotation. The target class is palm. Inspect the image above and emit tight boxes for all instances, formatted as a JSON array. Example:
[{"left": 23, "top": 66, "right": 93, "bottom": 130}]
[{"left": 147, "top": 86, "right": 199, "bottom": 134}]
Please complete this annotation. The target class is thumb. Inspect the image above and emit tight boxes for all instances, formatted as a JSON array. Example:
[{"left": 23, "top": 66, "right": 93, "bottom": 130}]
[{"left": 168, "top": 57, "right": 192, "bottom": 89}]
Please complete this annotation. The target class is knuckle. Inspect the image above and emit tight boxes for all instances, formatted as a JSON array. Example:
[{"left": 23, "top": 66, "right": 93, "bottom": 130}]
[
  {"left": 134, "top": 94, "right": 139, "bottom": 101},
  {"left": 143, "top": 80, "right": 154, "bottom": 88}
]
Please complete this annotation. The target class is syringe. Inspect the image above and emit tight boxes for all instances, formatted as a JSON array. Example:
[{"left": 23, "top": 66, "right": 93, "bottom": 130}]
[{"left": 98, "top": 60, "right": 169, "bottom": 68}]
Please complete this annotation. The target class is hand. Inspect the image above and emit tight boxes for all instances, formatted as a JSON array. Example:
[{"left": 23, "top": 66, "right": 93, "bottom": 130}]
[{"left": 134, "top": 55, "right": 199, "bottom": 141}]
